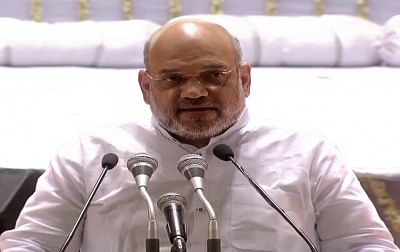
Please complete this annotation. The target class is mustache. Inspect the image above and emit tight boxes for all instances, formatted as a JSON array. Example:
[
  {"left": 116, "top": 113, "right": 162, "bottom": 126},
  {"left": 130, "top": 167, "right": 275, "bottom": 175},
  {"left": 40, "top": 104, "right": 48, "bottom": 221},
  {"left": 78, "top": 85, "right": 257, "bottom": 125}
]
[{"left": 177, "top": 98, "right": 218, "bottom": 110}]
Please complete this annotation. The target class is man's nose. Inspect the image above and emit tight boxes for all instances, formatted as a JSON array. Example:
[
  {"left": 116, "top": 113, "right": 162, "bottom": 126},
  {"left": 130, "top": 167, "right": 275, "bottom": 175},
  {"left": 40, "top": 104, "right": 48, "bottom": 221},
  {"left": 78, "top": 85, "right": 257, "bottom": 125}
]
[{"left": 179, "top": 77, "right": 209, "bottom": 99}]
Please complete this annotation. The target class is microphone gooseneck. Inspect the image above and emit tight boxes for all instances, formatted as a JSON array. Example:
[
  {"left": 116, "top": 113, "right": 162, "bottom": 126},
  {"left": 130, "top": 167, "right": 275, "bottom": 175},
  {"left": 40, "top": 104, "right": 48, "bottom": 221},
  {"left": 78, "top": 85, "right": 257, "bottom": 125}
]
[
  {"left": 59, "top": 153, "right": 119, "bottom": 252},
  {"left": 177, "top": 154, "right": 221, "bottom": 252},
  {"left": 127, "top": 153, "right": 159, "bottom": 252},
  {"left": 157, "top": 193, "right": 187, "bottom": 252},
  {"left": 213, "top": 144, "right": 319, "bottom": 252}
]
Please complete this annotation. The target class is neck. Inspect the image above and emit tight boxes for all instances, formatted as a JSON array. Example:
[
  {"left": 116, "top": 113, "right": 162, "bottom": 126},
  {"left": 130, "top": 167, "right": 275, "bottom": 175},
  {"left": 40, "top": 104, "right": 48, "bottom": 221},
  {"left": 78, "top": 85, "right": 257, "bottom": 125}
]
[{"left": 170, "top": 133, "right": 211, "bottom": 148}]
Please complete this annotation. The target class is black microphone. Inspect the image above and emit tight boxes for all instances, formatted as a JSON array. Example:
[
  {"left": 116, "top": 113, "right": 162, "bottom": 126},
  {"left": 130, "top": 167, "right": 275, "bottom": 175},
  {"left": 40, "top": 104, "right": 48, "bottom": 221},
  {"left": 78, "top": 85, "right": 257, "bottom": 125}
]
[
  {"left": 177, "top": 154, "right": 220, "bottom": 252},
  {"left": 127, "top": 153, "right": 159, "bottom": 252},
  {"left": 59, "top": 153, "right": 118, "bottom": 252},
  {"left": 157, "top": 193, "right": 187, "bottom": 252},
  {"left": 213, "top": 144, "right": 319, "bottom": 252}
]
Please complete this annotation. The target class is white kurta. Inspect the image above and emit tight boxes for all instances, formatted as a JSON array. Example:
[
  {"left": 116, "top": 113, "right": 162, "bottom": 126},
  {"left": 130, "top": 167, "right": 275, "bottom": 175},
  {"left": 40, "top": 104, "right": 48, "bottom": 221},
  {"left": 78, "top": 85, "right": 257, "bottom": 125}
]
[{"left": 0, "top": 109, "right": 398, "bottom": 251}]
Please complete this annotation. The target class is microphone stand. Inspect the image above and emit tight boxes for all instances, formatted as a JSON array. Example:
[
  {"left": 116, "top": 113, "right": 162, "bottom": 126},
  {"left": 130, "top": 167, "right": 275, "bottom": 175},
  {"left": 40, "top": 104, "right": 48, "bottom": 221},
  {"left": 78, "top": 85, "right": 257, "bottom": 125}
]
[
  {"left": 195, "top": 189, "right": 221, "bottom": 252},
  {"left": 227, "top": 156, "right": 319, "bottom": 252},
  {"left": 127, "top": 153, "right": 160, "bottom": 252},
  {"left": 176, "top": 153, "right": 221, "bottom": 252},
  {"left": 139, "top": 186, "right": 160, "bottom": 252},
  {"left": 59, "top": 164, "right": 112, "bottom": 252}
]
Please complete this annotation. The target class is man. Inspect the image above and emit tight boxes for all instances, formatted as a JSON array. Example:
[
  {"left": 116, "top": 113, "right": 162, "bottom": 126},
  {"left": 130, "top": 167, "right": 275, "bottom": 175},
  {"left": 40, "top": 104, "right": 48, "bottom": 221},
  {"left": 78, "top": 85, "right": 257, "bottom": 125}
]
[{"left": 0, "top": 19, "right": 398, "bottom": 251}]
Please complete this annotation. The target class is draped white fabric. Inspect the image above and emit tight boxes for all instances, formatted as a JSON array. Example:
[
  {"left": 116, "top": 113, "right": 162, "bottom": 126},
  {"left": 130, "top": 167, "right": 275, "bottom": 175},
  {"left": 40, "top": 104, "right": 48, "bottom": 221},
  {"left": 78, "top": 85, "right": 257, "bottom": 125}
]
[
  {"left": 0, "top": 0, "right": 400, "bottom": 24},
  {"left": 379, "top": 15, "right": 400, "bottom": 66},
  {"left": 0, "top": 18, "right": 160, "bottom": 67},
  {"left": 0, "top": 16, "right": 384, "bottom": 67}
]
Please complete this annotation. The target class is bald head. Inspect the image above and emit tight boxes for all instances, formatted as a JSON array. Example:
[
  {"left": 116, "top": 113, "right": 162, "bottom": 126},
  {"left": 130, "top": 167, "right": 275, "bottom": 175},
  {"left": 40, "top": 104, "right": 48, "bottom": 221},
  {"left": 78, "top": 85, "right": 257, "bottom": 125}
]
[{"left": 143, "top": 19, "right": 242, "bottom": 70}]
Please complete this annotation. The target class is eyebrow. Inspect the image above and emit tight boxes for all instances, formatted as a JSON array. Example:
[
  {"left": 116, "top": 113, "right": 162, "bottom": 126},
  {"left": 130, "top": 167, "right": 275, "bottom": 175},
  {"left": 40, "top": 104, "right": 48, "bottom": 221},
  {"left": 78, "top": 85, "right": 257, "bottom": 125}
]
[{"left": 157, "top": 64, "right": 230, "bottom": 75}]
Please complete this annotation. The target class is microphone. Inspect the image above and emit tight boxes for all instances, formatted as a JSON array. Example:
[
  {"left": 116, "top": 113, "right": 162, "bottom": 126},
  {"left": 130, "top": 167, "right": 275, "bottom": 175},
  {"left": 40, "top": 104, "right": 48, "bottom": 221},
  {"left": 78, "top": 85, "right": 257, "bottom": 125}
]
[
  {"left": 126, "top": 153, "right": 159, "bottom": 252},
  {"left": 177, "top": 153, "right": 207, "bottom": 190},
  {"left": 213, "top": 144, "right": 319, "bottom": 252},
  {"left": 127, "top": 153, "right": 158, "bottom": 188},
  {"left": 177, "top": 154, "right": 220, "bottom": 252},
  {"left": 157, "top": 193, "right": 187, "bottom": 252},
  {"left": 59, "top": 153, "right": 118, "bottom": 252}
]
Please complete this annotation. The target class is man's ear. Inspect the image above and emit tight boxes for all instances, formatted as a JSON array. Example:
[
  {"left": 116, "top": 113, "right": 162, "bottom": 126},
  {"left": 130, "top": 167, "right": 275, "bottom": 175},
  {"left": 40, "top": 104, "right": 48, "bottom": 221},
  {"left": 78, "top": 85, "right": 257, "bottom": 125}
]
[
  {"left": 138, "top": 70, "right": 151, "bottom": 104},
  {"left": 239, "top": 63, "right": 251, "bottom": 97}
]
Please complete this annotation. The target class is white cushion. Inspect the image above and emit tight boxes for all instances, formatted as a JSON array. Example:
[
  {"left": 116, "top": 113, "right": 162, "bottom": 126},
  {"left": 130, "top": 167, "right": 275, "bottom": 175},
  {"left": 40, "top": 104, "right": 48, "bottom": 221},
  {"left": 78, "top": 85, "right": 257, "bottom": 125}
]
[
  {"left": 320, "top": 15, "right": 382, "bottom": 66},
  {"left": 0, "top": 43, "right": 5, "bottom": 65},
  {"left": 9, "top": 20, "right": 102, "bottom": 66},
  {"left": 169, "top": 14, "right": 258, "bottom": 65},
  {"left": 246, "top": 15, "right": 337, "bottom": 66},
  {"left": 0, "top": 18, "right": 18, "bottom": 65},
  {"left": 246, "top": 15, "right": 382, "bottom": 67},
  {"left": 378, "top": 15, "right": 400, "bottom": 66},
  {"left": 0, "top": 18, "right": 160, "bottom": 67},
  {"left": 96, "top": 20, "right": 160, "bottom": 68},
  {"left": 0, "top": 15, "right": 384, "bottom": 67}
]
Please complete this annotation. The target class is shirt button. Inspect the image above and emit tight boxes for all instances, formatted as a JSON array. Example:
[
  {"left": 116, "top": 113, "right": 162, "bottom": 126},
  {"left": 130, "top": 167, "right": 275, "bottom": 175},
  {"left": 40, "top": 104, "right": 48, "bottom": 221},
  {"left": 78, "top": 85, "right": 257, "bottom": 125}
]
[{"left": 196, "top": 207, "right": 205, "bottom": 213}]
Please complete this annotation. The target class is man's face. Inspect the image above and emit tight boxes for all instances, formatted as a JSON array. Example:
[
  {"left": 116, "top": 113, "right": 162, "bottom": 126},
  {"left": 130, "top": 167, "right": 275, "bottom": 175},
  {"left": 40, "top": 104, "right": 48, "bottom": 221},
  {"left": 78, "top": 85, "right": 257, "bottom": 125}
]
[{"left": 139, "top": 22, "right": 250, "bottom": 146}]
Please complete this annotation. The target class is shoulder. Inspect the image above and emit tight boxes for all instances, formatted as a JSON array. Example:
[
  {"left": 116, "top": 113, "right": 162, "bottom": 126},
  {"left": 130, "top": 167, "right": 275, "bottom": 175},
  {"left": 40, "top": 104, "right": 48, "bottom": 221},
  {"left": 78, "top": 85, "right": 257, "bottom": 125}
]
[
  {"left": 51, "top": 117, "right": 157, "bottom": 168},
  {"left": 244, "top": 112, "right": 331, "bottom": 148}
]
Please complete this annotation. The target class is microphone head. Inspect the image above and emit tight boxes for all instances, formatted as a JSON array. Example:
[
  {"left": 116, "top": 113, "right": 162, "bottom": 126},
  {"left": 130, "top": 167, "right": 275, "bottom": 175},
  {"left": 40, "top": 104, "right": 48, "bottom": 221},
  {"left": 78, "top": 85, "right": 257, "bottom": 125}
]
[
  {"left": 213, "top": 144, "right": 234, "bottom": 161},
  {"left": 101, "top": 153, "right": 119, "bottom": 170},
  {"left": 177, "top": 153, "right": 207, "bottom": 180},
  {"left": 157, "top": 192, "right": 187, "bottom": 211},
  {"left": 157, "top": 192, "right": 187, "bottom": 244},
  {"left": 127, "top": 153, "right": 158, "bottom": 178}
]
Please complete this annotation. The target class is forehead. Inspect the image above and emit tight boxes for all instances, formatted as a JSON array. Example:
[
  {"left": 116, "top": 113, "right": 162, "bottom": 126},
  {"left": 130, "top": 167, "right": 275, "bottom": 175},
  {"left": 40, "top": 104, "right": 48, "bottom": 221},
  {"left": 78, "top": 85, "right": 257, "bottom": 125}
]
[{"left": 148, "top": 22, "right": 236, "bottom": 71}]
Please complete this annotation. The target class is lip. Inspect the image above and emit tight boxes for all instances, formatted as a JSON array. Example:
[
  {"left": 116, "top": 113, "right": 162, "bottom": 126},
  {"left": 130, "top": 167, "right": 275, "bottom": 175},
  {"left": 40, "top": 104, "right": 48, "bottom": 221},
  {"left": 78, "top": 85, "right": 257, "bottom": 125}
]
[
  {"left": 178, "top": 106, "right": 217, "bottom": 112},
  {"left": 177, "top": 107, "right": 218, "bottom": 118},
  {"left": 180, "top": 106, "right": 214, "bottom": 110}
]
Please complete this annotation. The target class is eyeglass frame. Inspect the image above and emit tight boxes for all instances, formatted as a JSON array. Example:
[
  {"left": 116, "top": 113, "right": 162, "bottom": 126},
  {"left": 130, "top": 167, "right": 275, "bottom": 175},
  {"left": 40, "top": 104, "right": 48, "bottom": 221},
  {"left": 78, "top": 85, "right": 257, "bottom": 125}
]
[{"left": 144, "top": 66, "right": 237, "bottom": 89}]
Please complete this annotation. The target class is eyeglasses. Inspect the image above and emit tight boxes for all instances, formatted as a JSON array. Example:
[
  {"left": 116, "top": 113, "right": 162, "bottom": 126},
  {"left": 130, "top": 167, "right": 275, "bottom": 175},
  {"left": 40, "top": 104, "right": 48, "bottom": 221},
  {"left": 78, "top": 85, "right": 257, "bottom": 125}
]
[{"left": 145, "top": 68, "right": 235, "bottom": 89}]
